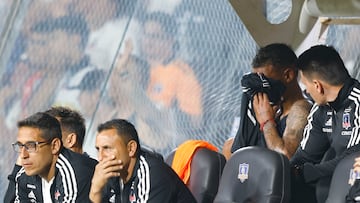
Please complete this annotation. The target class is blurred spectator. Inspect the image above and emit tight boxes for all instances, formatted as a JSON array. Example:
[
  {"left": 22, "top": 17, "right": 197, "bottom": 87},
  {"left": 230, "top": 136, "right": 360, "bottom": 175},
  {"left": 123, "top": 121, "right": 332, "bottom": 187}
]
[
  {"left": 173, "top": 0, "right": 251, "bottom": 144},
  {"left": 1, "top": 0, "right": 74, "bottom": 84},
  {"left": 53, "top": 65, "right": 106, "bottom": 120},
  {"left": 105, "top": 40, "right": 172, "bottom": 154},
  {"left": 77, "top": 69, "right": 106, "bottom": 118},
  {"left": 72, "top": 0, "right": 141, "bottom": 70},
  {"left": 3, "top": 15, "right": 89, "bottom": 132},
  {"left": 141, "top": 12, "right": 203, "bottom": 140}
]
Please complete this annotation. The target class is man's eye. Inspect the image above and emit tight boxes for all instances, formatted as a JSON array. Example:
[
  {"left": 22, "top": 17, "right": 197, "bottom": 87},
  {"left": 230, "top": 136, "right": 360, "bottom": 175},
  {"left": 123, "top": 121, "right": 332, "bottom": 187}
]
[{"left": 25, "top": 142, "right": 36, "bottom": 149}]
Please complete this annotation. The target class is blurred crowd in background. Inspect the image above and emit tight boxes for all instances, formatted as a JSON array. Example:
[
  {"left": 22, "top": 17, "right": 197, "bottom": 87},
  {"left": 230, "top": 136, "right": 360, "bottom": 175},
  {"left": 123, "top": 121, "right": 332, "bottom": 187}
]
[{"left": 0, "top": 0, "right": 359, "bottom": 199}]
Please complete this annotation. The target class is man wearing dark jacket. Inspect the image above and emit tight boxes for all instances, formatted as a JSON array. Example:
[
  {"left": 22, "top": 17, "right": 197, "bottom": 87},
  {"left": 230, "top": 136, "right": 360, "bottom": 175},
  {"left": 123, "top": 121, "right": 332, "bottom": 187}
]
[
  {"left": 290, "top": 45, "right": 360, "bottom": 202},
  {"left": 6, "top": 112, "right": 96, "bottom": 202},
  {"left": 89, "top": 119, "right": 196, "bottom": 203}
]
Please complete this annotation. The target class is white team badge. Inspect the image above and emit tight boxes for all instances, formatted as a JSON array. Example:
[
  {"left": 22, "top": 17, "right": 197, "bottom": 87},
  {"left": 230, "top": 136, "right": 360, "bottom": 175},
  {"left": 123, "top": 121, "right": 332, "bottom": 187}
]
[
  {"left": 28, "top": 190, "right": 36, "bottom": 199},
  {"left": 238, "top": 163, "right": 249, "bottom": 183}
]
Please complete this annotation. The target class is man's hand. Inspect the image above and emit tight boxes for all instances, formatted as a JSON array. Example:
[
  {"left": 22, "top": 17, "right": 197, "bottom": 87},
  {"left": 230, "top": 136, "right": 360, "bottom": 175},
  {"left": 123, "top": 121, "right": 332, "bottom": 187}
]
[
  {"left": 353, "top": 157, "right": 360, "bottom": 173},
  {"left": 89, "top": 155, "right": 123, "bottom": 203},
  {"left": 253, "top": 92, "right": 276, "bottom": 124}
]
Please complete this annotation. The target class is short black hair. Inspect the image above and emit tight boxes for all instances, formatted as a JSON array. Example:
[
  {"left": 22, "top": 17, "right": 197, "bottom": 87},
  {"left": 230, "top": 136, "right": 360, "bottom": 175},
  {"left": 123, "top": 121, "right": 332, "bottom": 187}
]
[
  {"left": 97, "top": 119, "right": 140, "bottom": 154},
  {"left": 18, "top": 112, "right": 62, "bottom": 142},
  {"left": 45, "top": 106, "right": 86, "bottom": 147},
  {"left": 31, "top": 14, "right": 89, "bottom": 49},
  {"left": 252, "top": 43, "right": 297, "bottom": 71},
  {"left": 296, "top": 45, "right": 350, "bottom": 85}
]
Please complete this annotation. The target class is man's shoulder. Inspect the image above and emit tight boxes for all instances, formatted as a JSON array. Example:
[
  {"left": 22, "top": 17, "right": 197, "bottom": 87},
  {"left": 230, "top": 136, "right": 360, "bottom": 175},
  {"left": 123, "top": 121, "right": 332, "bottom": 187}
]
[
  {"left": 59, "top": 148, "right": 97, "bottom": 169},
  {"left": 290, "top": 99, "right": 312, "bottom": 112}
]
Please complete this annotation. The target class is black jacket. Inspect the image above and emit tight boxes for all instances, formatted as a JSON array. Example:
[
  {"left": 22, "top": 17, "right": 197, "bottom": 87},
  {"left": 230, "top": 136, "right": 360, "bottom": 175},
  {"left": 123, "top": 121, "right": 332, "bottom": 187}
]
[
  {"left": 4, "top": 148, "right": 97, "bottom": 203},
  {"left": 100, "top": 150, "right": 196, "bottom": 203},
  {"left": 291, "top": 78, "right": 360, "bottom": 183}
]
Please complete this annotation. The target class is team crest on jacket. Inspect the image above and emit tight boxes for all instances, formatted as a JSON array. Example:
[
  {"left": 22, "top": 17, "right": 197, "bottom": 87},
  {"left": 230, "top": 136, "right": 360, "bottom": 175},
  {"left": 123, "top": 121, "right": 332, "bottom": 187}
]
[
  {"left": 238, "top": 163, "right": 249, "bottom": 183},
  {"left": 129, "top": 192, "right": 136, "bottom": 203},
  {"left": 54, "top": 190, "right": 61, "bottom": 200},
  {"left": 343, "top": 113, "right": 351, "bottom": 130},
  {"left": 28, "top": 190, "right": 37, "bottom": 203}
]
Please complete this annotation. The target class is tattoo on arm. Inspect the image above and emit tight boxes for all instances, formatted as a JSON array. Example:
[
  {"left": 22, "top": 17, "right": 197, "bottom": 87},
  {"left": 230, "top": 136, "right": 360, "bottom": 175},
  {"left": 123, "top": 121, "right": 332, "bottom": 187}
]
[
  {"left": 283, "top": 100, "right": 311, "bottom": 158},
  {"left": 263, "top": 99, "right": 311, "bottom": 159}
]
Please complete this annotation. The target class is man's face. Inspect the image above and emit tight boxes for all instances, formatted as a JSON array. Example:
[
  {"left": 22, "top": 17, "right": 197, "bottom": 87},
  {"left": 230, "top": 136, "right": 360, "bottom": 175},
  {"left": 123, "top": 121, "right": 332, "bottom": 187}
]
[
  {"left": 141, "top": 20, "right": 173, "bottom": 61},
  {"left": 16, "top": 127, "right": 54, "bottom": 178},
  {"left": 110, "top": 58, "right": 141, "bottom": 101},
  {"left": 300, "top": 71, "right": 326, "bottom": 105},
  {"left": 27, "top": 30, "right": 82, "bottom": 69},
  {"left": 95, "top": 129, "right": 131, "bottom": 173}
]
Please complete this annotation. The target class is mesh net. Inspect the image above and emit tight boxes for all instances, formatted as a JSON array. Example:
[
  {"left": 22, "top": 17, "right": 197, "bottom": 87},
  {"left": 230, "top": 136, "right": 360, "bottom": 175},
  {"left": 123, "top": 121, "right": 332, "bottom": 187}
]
[{"left": 0, "top": 0, "right": 359, "bottom": 199}]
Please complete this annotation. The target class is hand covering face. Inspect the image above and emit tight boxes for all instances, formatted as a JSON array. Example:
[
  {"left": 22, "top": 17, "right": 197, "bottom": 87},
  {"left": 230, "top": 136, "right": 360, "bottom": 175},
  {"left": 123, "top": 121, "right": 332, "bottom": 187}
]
[{"left": 241, "top": 72, "right": 286, "bottom": 105}]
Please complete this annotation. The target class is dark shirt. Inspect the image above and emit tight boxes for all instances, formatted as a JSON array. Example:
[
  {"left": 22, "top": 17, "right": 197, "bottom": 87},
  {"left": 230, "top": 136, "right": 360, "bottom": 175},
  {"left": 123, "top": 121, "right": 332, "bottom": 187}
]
[
  {"left": 100, "top": 150, "right": 196, "bottom": 203},
  {"left": 4, "top": 148, "right": 97, "bottom": 203},
  {"left": 291, "top": 78, "right": 360, "bottom": 182}
]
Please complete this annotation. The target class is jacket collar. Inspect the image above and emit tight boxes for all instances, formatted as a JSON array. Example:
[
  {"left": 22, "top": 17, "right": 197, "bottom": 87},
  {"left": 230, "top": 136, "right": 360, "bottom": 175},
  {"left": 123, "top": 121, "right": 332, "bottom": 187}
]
[{"left": 328, "top": 78, "right": 355, "bottom": 111}]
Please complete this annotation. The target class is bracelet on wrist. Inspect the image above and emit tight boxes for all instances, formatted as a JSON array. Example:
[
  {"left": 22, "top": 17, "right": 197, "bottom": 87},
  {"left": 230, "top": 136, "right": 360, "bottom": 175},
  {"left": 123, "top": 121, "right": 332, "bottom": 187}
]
[{"left": 260, "top": 118, "right": 276, "bottom": 131}]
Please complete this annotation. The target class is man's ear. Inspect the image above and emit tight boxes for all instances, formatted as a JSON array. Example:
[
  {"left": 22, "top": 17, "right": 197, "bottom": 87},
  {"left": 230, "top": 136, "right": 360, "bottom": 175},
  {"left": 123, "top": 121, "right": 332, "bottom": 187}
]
[
  {"left": 51, "top": 138, "right": 62, "bottom": 155},
  {"left": 283, "top": 68, "right": 295, "bottom": 83},
  {"left": 66, "top": 133, "right": 77, "bottom": 148},
  {"left": 127, "top": 140, "right": 138, "bottom": 157},
  {"left": 314, "top": 80, "right": 324, "bottom": 94}
]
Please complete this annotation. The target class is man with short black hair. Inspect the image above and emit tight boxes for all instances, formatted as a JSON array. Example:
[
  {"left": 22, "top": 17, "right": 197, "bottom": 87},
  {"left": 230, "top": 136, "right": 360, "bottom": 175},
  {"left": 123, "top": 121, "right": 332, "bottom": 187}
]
[
  {"left": 6, "top": 112, "right": 95, "bottom": 202},
  {"left": 230, "top": 43, "right": 311, "bottom": 159},
  {"left": 89, "top": 119, "right": 196, "bottom": 203},
  {"left": 290, "top": 45, "right": 360, "bottom": 202},
  {"left": 45, "top": 106, "right": 87, "bottom": 154}
]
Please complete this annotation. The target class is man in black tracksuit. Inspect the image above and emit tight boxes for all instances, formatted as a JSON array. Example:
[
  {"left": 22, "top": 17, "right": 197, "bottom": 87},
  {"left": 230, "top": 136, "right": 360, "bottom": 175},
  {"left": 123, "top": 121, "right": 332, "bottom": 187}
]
[
  {"left": 6, "top": 112, "right": 96, "bottom": 202},
  {"left": 99, "top": 150, "right": 195, "bottom": 203},
  {"left": 90, "top": 119, "right": 196, "bottom": 203},
  {"left": 290, "top": 45, "right": 360, "bottom": 202},
  {"left": 11, "top": 148, "right": 96, "bottom": 202}
]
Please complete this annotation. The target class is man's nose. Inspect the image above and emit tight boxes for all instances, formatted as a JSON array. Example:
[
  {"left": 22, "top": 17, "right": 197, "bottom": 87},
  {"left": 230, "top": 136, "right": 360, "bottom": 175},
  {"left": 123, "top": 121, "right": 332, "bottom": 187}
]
[
  {"left": 98, "top": 149, "right": 106, "bottom": 161},
  {"left": 20, "top": 147, "right": 29, "bottom": 159}
]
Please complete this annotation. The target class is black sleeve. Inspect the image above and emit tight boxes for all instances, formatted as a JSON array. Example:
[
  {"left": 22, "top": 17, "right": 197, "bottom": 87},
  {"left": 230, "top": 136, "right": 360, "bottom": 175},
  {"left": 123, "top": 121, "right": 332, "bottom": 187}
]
[
  {"left": 231, "top": 96, "right": 262, "bottom": 152},
  {"left": 290, "top": 105, "right": 330, "bottom": 167},
  {"left": 303, "top": 144, "right": 360, "bottom": 183},
  {"left": 4, "top": 164, "right": 22, "bottom": 203},
  {"left": 146, "top": 160, "right": 196, "bottom": 203},
  {"left": 347, "top": 179, "right": 360, "bottom": 203}
]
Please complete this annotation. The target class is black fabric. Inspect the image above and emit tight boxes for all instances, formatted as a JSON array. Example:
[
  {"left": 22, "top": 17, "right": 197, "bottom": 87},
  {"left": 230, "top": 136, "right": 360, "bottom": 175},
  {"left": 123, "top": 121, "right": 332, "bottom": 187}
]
[
  {"left": 324, "top": 151, "right": 360, "bottom": 203},
  {"left": 347, "top": 180, "right": 360, "bottom": 203},
  {"left": 231, "top": 73, "right": 286, "bottom": 152},
  {"left": 6, "top": 148, "right": 97, "bottom": 202},
  {"left": 214, "top": 146, "right": 291, "bottom": 203},
  {"left": 290, "top": 78, "right": 360, "bottom": 202},
  {"left": 241, "top": 72, "right": 286, "bottom": 105},
  {"left": 101, "top": 150, "right": 196, "bottom": 203},
  {"left": 165, "top": 148, "right": 226, "bottom": 203},
  {"left": 231, "top": 95, "right": 265, "bottom": 152},
  {"left": 4, "top": 164, "right": 22, "bottom": 203}
]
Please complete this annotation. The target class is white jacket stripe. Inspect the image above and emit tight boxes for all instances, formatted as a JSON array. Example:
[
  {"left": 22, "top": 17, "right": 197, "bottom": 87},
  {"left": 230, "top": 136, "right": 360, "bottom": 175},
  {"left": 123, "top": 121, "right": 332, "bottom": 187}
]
[
  {"left": 137, "top": 155, "right": 150, "bottom": 203},
  {"left": 56, "top": 153, "right": 78, "bottom": 203},
  {"left": 349, "top": 88, "right": 360, "bottom": 147}
]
